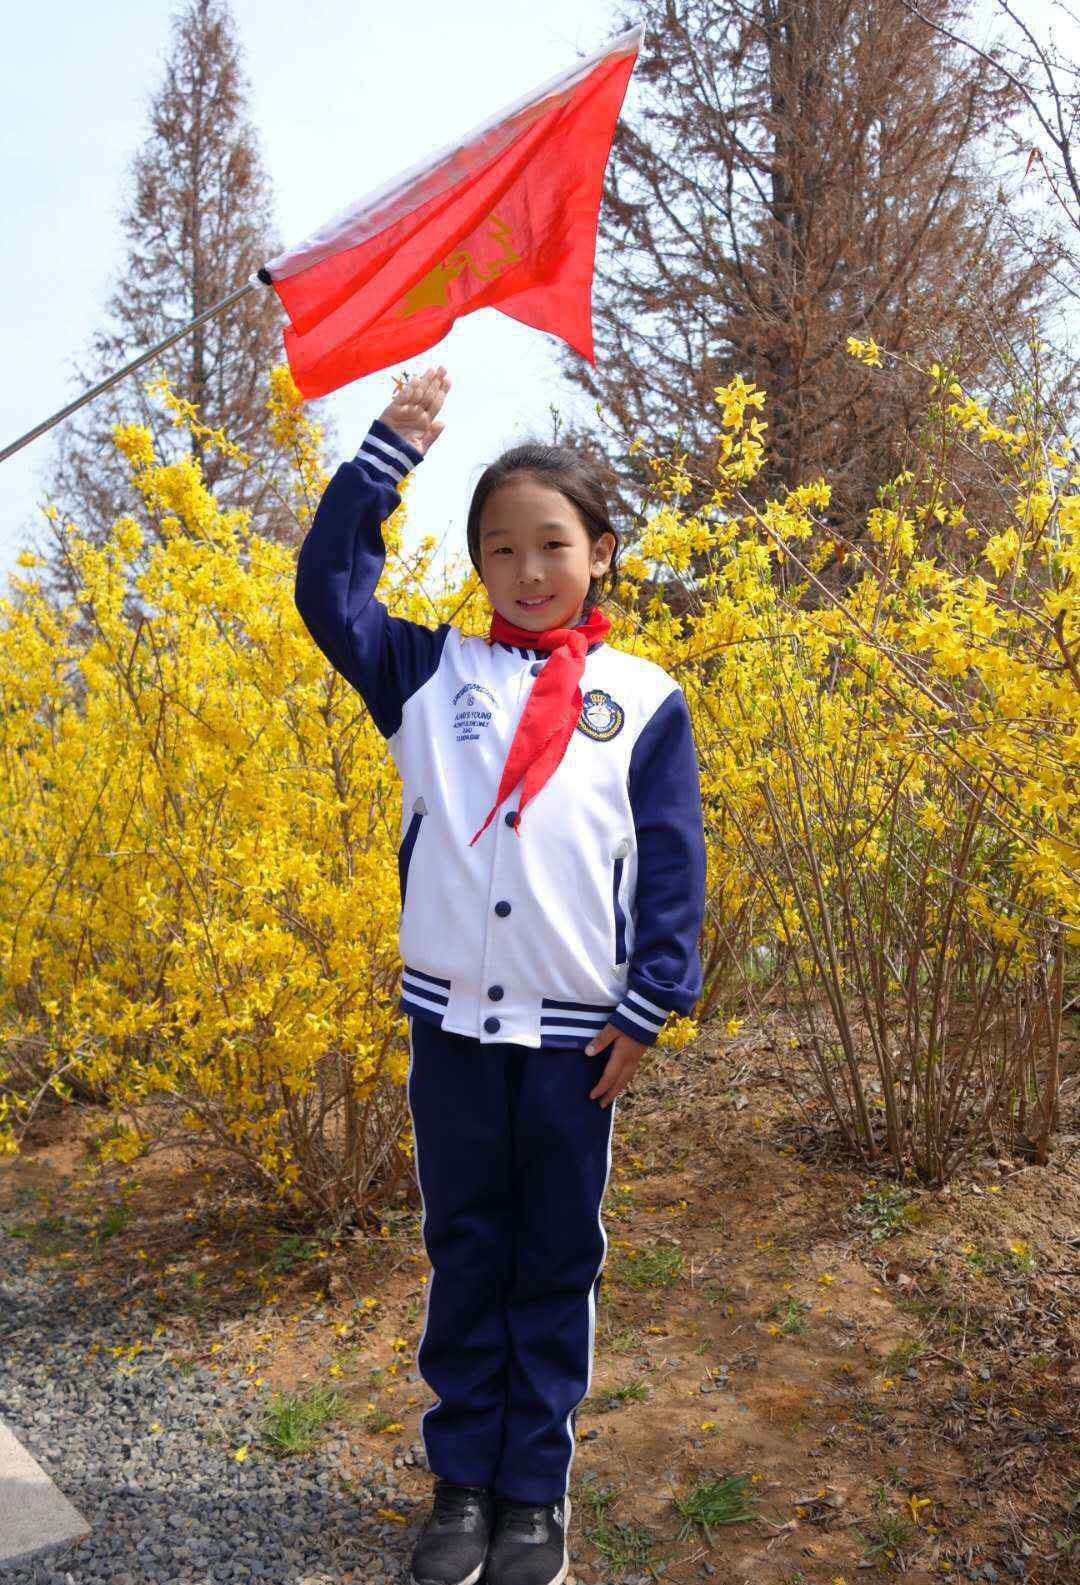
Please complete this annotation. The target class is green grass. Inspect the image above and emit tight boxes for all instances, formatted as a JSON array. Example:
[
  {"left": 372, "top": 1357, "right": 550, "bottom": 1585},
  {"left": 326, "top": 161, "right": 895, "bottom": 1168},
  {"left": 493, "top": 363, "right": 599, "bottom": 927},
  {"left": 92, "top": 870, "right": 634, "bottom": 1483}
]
[
  {"left": 1004, "top": 1239, "right": 1036, "bottom": 1275},
  {"left": 957, "top": 1236, "right": 1034, "bottom": 1274},
  {"left": 700, "top": 1279, "right": 736, "bottom": 1309},
  {"left": 853, "top": 1511, "right": 914, "bottom": 1563},
  {"left": 578, "top": 1477, "right": 657, "bottom": 1572},
  {"left": 596, "top": 1380, "right": 649, "bottom": 1411},
  {"left": 962, "top": 1240, "right": 997, "bottom": 1274},
  {"left": 612, "top": 1239, "right": 683, "bottom": 1290},
  {"left": 577, "top": 1478, "right": 619, "bottom": 1523},
  {"left": 885, "top": 1338, "right": 924, "bottom": 1372},
  {"left": 899, "top": 1293, "right": 993, "bottom": 1344},
  {"left": 8, "top": 1213, "right": 72, "bottom": 1256},
  {"left": 765, "top": 1296, "right": 809, "bottom": 1336},
  {"left": 9, "top": 1213, "right": 67, "bottom": 1239},
  {"left": 672, "top": 1472, "right": 757, "bottom": 1543},
  {"left": 362, "top": 1405, "right": 399, "bottom": 1433},
  {"left": 96, "top": 1202, "right": 133, "bottom": 1240},
  {"left": 869, "top": 1473, "right": 901, "bottom": 1505},
  {"left": 266, "top": 1233, "right": 323, "bottom": 1274},
  {"left": 603, "top": 1326, "right": 639, "bottom": 1354},
  {"left": 261, "top": 1385, "right": 340, "bottom": 1454},
  {"left": 586, "top": 1517, "right": 656, "bottom": 1572},
  {"left": 855, "top": 1184, "right": 912, "bottom": 1242},
  {"left": 178, "top": 1267, "right": 210, "bottom": 1319}
]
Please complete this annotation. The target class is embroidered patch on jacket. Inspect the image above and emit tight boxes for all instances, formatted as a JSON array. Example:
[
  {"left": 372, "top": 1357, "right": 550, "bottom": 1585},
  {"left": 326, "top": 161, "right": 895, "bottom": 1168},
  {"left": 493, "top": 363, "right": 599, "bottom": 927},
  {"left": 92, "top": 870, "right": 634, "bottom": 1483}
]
[
  {"left": 452, "top": 681, "right": 498, "bottom": 742},
  {"left": 575, "top": 688, "right": 625, "bottom": 741}
]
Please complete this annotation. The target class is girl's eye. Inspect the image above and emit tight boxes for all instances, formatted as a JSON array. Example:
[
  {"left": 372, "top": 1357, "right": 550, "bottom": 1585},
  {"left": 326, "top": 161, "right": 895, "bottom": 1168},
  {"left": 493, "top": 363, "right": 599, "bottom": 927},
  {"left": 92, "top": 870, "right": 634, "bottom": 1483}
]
[{"left": 493, "top": 542, "right": 568, "bottom": 553}]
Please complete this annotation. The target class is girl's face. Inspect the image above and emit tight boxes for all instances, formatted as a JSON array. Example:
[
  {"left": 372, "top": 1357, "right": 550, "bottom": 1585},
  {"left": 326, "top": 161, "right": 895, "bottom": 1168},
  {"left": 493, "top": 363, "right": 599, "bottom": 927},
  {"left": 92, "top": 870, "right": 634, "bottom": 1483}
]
[{"left": 478, "top": 476, "right": 615, "bottom": 631}]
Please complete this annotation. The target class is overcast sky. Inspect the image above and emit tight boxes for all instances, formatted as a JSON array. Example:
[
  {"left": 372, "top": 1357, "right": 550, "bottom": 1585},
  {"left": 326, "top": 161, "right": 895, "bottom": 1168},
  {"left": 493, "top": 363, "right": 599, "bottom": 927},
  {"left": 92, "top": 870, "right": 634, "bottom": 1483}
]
[{"left": 1, "top": 0, "right": 1072, "bottom": 589}]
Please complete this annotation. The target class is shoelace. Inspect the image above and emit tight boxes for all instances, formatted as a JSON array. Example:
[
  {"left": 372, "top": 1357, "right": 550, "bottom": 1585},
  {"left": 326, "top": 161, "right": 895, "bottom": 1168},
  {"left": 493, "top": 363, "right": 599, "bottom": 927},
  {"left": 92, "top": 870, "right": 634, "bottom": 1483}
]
[
  {"left": 500, "top": 1501, "right": 552, "bottom": 1536},
  {"left": 434, "top": 1482, "right": 488, "bottom": 1521}
]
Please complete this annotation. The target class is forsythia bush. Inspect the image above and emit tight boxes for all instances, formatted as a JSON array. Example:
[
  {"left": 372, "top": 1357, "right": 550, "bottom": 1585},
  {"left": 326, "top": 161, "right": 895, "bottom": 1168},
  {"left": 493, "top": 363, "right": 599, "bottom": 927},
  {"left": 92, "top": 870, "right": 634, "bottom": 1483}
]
[
  {"left": 634, "top": 344, "right": 1077, "bottom": 1180},
  {"left": 0, "top": 371, "right": 473, "bottom": 1222},
  {"left": 0, "top": 350, "right": 1076, "bottom": 1207}
]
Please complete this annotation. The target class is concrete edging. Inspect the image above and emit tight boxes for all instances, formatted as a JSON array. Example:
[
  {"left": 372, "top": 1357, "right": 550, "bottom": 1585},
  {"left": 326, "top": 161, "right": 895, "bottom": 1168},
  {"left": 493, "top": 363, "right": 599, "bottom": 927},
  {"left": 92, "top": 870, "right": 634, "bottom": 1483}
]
[{"left": 0, "top": 1417, "right": 90, "bottom": 1568}]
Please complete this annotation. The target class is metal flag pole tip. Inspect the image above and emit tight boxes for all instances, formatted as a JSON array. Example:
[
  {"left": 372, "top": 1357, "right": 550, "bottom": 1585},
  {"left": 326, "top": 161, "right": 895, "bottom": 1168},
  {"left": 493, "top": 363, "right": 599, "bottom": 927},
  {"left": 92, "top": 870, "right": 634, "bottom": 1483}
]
[{"left": 0, "top": 275, "right": 265, "bottom": 467}]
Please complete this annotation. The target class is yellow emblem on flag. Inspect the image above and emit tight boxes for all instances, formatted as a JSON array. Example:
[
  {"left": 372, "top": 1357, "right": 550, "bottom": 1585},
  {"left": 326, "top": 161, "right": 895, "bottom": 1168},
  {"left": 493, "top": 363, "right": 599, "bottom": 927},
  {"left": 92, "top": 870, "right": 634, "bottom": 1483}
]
[{"left": 399, "top": 213, "right": 521, "bottom": 317}]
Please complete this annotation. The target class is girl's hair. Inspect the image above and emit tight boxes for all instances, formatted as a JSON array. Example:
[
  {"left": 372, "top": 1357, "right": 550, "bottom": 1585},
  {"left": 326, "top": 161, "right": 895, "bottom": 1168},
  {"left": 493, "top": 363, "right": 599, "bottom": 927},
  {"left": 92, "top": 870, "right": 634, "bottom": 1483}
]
[{"left": 465, "top": 443, "right": 621, "bottom": 618}]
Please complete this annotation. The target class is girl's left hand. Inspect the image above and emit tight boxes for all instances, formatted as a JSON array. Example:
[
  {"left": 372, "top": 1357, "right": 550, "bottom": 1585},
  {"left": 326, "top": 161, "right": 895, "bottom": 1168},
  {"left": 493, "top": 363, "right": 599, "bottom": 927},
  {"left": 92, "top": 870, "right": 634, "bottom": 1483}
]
[{"left": 585, "top": 1025, "right": 649, "bottom": 1107}]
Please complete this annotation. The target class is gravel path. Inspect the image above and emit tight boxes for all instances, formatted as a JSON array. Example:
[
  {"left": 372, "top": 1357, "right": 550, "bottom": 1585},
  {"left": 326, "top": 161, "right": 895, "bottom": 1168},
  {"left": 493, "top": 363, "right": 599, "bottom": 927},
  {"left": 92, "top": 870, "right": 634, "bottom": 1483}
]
[{"left": 0, "top": 1219, "right": 425, "bottom": 1585}]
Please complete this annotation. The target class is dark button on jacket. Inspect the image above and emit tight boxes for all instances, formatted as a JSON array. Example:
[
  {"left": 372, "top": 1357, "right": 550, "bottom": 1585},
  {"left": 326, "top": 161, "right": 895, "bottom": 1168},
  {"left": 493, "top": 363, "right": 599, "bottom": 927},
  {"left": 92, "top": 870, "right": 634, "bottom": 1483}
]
[
  {"left": 483, "top": 1016, "right": 501, "bottom": 1033},
  {"left": 494, "top": 900, "right": 512, "bottom": 916}
]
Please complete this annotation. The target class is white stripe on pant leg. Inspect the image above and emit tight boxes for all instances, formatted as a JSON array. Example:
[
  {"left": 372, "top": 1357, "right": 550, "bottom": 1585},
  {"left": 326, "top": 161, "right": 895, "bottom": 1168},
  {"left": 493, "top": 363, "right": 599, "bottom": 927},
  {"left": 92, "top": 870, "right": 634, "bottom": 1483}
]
[
  {"left": 562, "top": 1095, "right": 617, "bottom": 1498},
  {"left": 405, "top": 1015, "right": 442, "bottom": 1467}
]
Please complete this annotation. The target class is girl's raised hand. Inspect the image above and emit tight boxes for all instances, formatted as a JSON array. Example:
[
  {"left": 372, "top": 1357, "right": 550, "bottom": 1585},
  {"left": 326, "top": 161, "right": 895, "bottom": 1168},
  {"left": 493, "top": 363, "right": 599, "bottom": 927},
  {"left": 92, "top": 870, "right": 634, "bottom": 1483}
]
[{"left": 379, "top": 365, "right": 450, "bottom": 457}]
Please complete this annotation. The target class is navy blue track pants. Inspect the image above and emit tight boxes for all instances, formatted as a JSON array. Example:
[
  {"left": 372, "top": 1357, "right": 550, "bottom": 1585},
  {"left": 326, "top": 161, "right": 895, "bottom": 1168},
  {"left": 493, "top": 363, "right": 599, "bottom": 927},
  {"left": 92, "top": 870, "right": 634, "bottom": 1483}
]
[{"left": 405, "top": 1014, "right": 618, "bottom": 1504}]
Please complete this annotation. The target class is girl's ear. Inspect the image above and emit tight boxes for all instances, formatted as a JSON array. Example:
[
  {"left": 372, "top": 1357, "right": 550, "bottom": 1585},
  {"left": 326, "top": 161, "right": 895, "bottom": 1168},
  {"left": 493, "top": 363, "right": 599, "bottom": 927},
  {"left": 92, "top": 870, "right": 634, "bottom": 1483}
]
[{"left": 592, "top": 531, "right": 616, "bottom": 575}]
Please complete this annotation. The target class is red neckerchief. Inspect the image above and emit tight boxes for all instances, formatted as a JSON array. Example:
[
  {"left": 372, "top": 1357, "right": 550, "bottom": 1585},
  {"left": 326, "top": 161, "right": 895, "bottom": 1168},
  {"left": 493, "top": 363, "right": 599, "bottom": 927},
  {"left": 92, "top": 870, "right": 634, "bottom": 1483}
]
[{"left": 468, "top": 604, "right": 612, "bottom": 845}]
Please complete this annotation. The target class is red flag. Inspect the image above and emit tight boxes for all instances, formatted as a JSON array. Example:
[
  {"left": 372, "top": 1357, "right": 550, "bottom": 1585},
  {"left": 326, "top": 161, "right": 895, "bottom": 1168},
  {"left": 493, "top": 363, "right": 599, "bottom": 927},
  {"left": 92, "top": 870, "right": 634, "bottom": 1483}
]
[{"left": 257, "top": 23, "right": 644, "bottom": 398}]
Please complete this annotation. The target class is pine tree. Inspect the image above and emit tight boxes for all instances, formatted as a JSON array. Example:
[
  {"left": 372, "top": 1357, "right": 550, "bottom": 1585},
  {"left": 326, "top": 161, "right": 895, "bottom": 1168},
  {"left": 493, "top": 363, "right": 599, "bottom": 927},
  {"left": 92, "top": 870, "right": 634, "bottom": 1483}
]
[{"left": 43, "top": 0, "right": 310, "bottom": 596}]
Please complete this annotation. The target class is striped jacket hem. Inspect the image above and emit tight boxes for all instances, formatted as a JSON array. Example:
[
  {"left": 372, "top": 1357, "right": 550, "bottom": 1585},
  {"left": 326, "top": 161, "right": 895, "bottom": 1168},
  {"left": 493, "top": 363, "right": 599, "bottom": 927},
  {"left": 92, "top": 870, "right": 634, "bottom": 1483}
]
[{"left": 398, "top": 965, "right": 674, "bottom": 1049}]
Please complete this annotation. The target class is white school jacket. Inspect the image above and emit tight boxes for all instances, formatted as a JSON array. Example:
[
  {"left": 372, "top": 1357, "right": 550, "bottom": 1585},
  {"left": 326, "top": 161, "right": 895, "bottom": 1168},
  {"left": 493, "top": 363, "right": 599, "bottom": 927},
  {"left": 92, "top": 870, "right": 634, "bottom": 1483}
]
[{"left": 294, "top": 418, "right": 707, "bottom": 1050}]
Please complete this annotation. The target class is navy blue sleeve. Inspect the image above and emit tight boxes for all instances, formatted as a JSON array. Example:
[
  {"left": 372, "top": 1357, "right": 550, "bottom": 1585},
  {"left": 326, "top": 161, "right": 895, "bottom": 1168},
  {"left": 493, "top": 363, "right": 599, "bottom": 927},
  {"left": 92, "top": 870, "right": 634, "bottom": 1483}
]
[
  {"left": 609, "top": 686, "right": 707, "bottom": 1046},
  {"left": 294, "top": 417, "right": 453, "bottom": 740}
]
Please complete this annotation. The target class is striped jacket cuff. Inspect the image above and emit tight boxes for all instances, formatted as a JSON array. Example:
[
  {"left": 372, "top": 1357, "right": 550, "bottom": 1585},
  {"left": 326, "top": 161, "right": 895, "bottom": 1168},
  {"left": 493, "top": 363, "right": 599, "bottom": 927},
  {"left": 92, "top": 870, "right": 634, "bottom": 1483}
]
[
  {"left": 608, "top": 986, "right": 674, "bottom": 1047},
  {"left": 353, "top": 417, "right": 424, "bottom": 486}
]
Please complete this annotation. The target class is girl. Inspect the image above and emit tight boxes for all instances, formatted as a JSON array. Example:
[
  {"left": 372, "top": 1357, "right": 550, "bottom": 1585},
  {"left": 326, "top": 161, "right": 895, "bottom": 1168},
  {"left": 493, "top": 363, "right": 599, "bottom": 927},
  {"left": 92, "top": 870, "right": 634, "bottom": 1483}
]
[{"left": 294, "top": 366, "right": 707, "bottom": 1585}]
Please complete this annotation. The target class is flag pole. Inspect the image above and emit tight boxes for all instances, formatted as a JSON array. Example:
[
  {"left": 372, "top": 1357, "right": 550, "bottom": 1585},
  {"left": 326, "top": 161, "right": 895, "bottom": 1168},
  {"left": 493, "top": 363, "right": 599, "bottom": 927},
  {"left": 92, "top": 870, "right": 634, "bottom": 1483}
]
[{"left": 0, "top": 275, "right": 265, "bottom": 466}]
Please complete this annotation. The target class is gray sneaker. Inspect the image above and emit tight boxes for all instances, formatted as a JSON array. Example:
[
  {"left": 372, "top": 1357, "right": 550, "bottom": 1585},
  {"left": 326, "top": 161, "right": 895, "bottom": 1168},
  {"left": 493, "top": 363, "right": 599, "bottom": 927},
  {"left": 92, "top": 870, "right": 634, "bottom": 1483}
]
[
  {"left": 409, "top": 1478, "right": 495, "bottom": 1585},
  {"left": 485, "top": 1494, "right": 571, "bottom": 1585}
]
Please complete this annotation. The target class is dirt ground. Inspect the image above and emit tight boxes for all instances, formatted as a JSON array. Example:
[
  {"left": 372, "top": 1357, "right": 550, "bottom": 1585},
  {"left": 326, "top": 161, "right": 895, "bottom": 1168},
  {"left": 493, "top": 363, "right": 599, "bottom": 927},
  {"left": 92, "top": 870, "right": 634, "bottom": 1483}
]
[{"left": 2, "top": 1022, "right": 1077, "bottom": 1585}]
